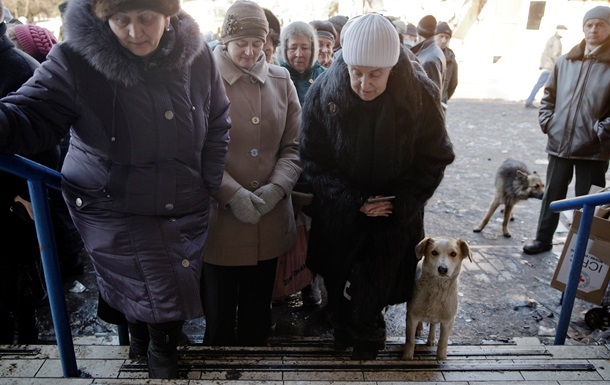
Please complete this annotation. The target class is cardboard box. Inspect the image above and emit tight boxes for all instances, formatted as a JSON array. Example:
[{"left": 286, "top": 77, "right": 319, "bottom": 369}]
[{"left": 550, "top": 209, "right": 610, "bottom": 305}]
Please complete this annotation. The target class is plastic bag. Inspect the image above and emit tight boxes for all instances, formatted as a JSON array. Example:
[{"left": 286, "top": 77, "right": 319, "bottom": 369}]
[{"left": 272, "top": 212, "right": 314, "bottom": 301}]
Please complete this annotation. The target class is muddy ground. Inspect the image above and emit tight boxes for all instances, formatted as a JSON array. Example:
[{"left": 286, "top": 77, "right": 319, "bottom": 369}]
[{"left": 38, "top": 99, "right": 609, "bottom": 347}]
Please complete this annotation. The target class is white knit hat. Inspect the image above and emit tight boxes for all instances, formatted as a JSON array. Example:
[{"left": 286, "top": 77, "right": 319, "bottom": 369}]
[{"left": 342, "top": 14, "right": 400, "bottom": 68}]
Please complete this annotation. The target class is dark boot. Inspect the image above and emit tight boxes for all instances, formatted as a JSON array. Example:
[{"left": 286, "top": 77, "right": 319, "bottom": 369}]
[
  {"left": 352, "top": 339, "right": 383, "bottom": 360},
  {"left": 14, "top": 306, "right": 38, "bottom": 344},
  {"left": 147, "top": 321, "right": 183, "bottom": 379},
  {"left": 127, "top": 320, "right": 150, "bottom": 360},
  {"left": 0, "top": 311, "right": 15, "bottom": 344}
]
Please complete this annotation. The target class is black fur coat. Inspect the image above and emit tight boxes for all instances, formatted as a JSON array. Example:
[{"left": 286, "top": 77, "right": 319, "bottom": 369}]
[{"left": 300, "top": 49, "right": 455, "bottom": 314}]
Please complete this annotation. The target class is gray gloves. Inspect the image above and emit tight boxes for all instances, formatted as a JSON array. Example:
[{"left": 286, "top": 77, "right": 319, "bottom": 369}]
[
  {"left": 228, "top": 187, "right": 265, "bottom": 224},
  {"left": 253, "top": 183, "right": 285, "bottom": 216}
]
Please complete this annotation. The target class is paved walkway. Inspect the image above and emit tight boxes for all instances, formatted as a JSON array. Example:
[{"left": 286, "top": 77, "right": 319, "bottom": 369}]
[{"left": 1, "top": 337, "right": 609, "bottom": 384}]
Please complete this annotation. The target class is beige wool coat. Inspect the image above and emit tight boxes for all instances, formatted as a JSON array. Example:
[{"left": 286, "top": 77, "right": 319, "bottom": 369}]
[{"left": 204, "top": 47, "right": 302, "bottom": 266}]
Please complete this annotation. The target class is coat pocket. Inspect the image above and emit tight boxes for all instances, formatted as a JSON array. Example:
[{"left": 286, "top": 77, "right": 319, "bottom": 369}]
[{"left": 61, "top": 178, "right": 113, "bottom": 211}]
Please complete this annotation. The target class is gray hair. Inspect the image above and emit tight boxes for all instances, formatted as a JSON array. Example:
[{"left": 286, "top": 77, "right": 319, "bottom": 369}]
[{"left": 279, "top": 21, "right": 319, "bottom": 70}]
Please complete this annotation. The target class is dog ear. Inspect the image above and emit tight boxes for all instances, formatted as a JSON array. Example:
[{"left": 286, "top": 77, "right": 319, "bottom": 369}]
[
  {"left": 457, "top": 239, "right": 473, "bottom": 262},
  {"left": 516, "top": 169, "right": 529, "bottom": 179},
  {"left": 415, "top": 237, "right": 432, "bottom": 260}
]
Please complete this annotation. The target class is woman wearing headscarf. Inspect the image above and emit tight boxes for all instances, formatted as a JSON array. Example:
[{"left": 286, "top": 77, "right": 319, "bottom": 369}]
[
  {"left": 300, "top": 14, "right": 454, "bottom": 360},
  {"left": 0, "top": 0, "right": 231, "bottom": 378},
  {"left": 202, "top": 0, "right": 301, "bottom": 347}
]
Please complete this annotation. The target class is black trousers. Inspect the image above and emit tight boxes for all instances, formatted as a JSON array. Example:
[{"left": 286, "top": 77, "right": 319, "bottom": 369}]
[
  {"left": 201, "top": 258, "right": 277, "bottom": 346},
  {"left": 536, "top": 155, "right": 608, "bottom": 244}
]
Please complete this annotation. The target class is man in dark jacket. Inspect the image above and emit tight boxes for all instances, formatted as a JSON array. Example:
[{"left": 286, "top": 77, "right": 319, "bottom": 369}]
[
  {"left": 435, "top": 22, "right": 458, "bottom": 106},
  {"left": 410, "top": 15, "right": 446, "bottom": 96},
  {"left": 524, "top": 6, "right": 610, "bottom": 255}
]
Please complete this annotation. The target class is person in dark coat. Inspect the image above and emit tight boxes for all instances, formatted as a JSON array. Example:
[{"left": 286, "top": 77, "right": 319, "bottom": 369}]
[
  {"left": 300, "top": 14, "right": 454, "bottom": 360},
  {"left": 0, "top": 1, "right": 55, "bottom": 345},
  {"left": 410, "top": 15, "right": 446, "bottom": 96},
  {"left": 0, "top": 0, "right": 231, "bottom": 378},
  {"left": 435, "top": 21, "right": 459, "bottom": 106}
]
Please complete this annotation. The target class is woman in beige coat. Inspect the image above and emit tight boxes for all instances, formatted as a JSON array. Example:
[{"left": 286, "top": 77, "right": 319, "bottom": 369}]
[{"left": 201, "top": 0, "right": 301, "bottom": 346}]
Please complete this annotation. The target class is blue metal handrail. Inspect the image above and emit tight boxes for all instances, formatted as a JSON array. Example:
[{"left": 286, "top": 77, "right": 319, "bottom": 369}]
[
  {"left": 549, "top": 190, "right": 610, "bottom": 345},
  {"left": 0, "top": 154, "right": 79, "bottom": 377}
]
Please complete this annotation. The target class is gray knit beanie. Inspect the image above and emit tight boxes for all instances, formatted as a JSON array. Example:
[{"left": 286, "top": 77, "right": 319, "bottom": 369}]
[
  {"left": 583, "top": 6, "right": 610, "bottom": 27},
  {"left": 342, "top": 14, "right": 399, "bottom": 68},
  {"left": 435, "top": 22, "right": 452, "bottom": 37},
  {"left": 221, "top": 0, "right": 269, "bottom": 43}
]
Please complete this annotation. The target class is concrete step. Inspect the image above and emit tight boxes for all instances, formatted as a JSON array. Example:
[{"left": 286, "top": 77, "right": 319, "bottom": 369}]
[{"left": 1, "top": 337, "right": 609, "bottom": 384}]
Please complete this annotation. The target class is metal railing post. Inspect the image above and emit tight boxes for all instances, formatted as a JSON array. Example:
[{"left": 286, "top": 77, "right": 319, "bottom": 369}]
[
  {"left": 549, "top": 191, "right": 610, "bottom": 345},
  {"left": 552, "top": 204, "right": 595, "bottom": 345}
]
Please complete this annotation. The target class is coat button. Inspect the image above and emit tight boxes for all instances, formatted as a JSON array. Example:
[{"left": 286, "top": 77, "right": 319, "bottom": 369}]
[
  {"left": 181, "top": 259, "right": 190, "bottom": 268},
  {"left": 164, "top": 111, "right": 174, "bottom": 120},
  {"left": 309, "top": 79, "right": 314, "bottom": 84},
  {"left": 165, "top": 203, "right": 174, "bottom": 210},
  {"left": 251, "top": 180, "right": 259, "bottom": 188},
  {"left": 75, "top": 198, "right": 83, "bottom": 207},
  {"left": 250, "top": 76, "right": 257, "bottom": 83},
  {"left": 328, "top": 102, "right": 337, "bottom": 113},
  {"left": 250, "top": 149, "right": 259, "bottom": 157},
  {"left": 191, "top": 106, "right": 196, "bottom": 111},
  {"left": 251, "top": 116, "right": 260, "bottom": 125}
]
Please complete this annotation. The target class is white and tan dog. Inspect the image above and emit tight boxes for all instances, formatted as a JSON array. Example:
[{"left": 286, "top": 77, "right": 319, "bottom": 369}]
[{"left": 403, "top": 237, "right": 472, "bottom": 360}]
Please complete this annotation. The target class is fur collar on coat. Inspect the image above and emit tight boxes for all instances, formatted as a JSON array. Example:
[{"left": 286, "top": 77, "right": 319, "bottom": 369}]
[
  {"left": 311, "top": 47, "right": 440, "bottom": 142},
  {"left": 565, "top": 37, "right": 610, "bottom": 63},
  {"left": 63, "top": 0, "right": 203, "bottom": 86}
]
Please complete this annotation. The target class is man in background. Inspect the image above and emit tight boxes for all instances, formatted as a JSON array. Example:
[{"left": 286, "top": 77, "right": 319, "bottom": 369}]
[
  {"left": 524, "top": 6, "right": 610, "bottom": 254},
  {"left": 410, "top": 15, "right": 446, "bottom": 95},
  {"left": 524, "top": 24, "right": 567, "bottom": 108},
  {"left": 435, "top": 21, "right": 458, "bottom": 107}
]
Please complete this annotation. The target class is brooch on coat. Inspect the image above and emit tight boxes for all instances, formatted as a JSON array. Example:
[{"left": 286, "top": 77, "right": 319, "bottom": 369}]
[{"left": 327, "top": 102, "right": 338, "bottom": 113}]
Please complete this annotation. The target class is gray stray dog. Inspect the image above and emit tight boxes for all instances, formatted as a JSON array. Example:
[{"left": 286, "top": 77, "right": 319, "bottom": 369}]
[{"left": 473, "top": 158, "right": 544, "bottom": 238}]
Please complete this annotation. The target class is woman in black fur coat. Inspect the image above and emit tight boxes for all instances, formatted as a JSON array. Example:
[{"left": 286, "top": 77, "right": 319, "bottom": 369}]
[{"left": 300, "top": 14, "right": 455, "bottom": 359}]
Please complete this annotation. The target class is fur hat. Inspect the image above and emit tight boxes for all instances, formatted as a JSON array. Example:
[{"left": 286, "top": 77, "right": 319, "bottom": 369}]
[
  {"left": 435, "top": 21, "right": 452, "bottom": 37},
  {"left": 417, "top": 15, "right": 437, "bottom": 38},
  {"left": 12, "top": 24, "right": 58, "bottom": 62},
  {"left": 342, "top": 13, "right": 399, "bottom": 68},
  {"left": 392, "top": 20, "right": 407, "bottom": 35},
  {"left": 264, "top": 7, "right": 280, "bottom": 36},
  {"left": 221, "top": 0, "right": 269, "bottom": 43},
  {"left": 58, "top": 1, "right": 69, "bottom": 15},
  {"left": 329, "top": 15, "right": 349, "bottom": 36},
  {"left": 583, "top": 5, "right": 610, "bottom": 27},
  {"left": 310, "top": 19, "right": 337, "bottom": 42},
  {"left": 91, "top": 0, "right": 180, "bottom": 19},
  {"left": 406, "top": 22, "right": 417, "bottom": 37}
]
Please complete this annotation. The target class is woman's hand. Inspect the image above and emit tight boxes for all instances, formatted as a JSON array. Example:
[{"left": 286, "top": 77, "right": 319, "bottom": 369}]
[{"left": 360, "top": 196, "right": 394, "bottom": 217}]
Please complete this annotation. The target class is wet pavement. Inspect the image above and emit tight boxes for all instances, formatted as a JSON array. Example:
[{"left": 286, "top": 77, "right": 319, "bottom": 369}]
[{"left": 37, "top": 99, "right": 610, "bottom": 347}]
